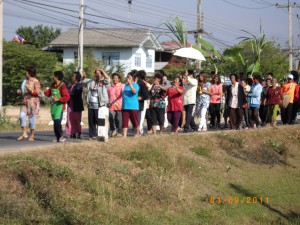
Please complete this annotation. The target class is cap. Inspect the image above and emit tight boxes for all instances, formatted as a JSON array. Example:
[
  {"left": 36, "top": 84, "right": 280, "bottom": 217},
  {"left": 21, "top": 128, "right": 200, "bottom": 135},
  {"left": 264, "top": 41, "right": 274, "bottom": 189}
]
[{"left": 287, "top": 74, "right": 294, "bottom": 79}]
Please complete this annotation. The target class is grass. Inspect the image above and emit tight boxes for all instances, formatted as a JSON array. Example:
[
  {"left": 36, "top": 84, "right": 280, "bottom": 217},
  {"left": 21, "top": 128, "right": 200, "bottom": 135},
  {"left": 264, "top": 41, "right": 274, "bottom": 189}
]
[{"left": 0, "top": 125, "right": 300, "bottom": 224}]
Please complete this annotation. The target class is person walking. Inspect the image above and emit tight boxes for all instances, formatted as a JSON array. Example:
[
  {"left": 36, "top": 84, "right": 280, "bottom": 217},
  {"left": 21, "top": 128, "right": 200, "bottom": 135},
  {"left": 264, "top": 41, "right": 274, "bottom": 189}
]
[
  {"left": 248, "top": 75, "right": 263, "bottom": 129},
  {"left": 266, "top": 78, "right": 282, "bottom": 126},
  {"left": 107, "top": 72, "right": 124, "bottom": 137},
  {"left": 194, "top": 71, "right": 211, "bottom": 131},
  {"left": 17, "top": 66, "right": 41, "bottom": 141},
  {"left": 281, "top": 74, "right": 296, "bottom": 125},
  {"left": 66, "top": 71, "right": 84, "bottom": 139},
  {"left": 225, "top": 73, "right": 247, "bottom": 130},
  {"left": 44, "top": 71, "right": 70, "bottom": 142},
  {"left": 166, "top": 76, "right": 184, "bottom": 134},
  {"left": 209, "top": 74, "right": 222, "bottom": 129},
  {"left": 122, "top": 72, "right": 140, "bottom": 137},
  {"left": 82, "top": 68, "right": 110, "bottom": 140},
  {"left": 183, "top": 70, "right": 198, "bottom": 133},
  {"left": 149, "top": 73, "right": 167, "bottom": 135}
]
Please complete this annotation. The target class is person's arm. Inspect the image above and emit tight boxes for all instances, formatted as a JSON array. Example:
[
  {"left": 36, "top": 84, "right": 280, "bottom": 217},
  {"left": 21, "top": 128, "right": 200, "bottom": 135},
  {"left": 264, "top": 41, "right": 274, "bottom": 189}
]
[
  {"left": 176, "top": 86, "right": 184, "bottom": 95},
  {"left": 187, "top": 76, "right": 197, "bottom": 86},
  {"left": 248, "top": 85, "right": 262, "bottom": 97},
  {"left": 25, "top": 79, "right": 40, "bottom": 97},
  {"left": 44, "top": 85, "right": 52, "bottom": 97}
]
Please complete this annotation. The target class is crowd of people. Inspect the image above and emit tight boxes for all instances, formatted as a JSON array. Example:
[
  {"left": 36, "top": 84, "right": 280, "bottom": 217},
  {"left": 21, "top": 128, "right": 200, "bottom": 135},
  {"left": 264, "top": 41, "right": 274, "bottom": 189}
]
[{"left": 16, "top": 66, "right": 300, "bottom": 142}]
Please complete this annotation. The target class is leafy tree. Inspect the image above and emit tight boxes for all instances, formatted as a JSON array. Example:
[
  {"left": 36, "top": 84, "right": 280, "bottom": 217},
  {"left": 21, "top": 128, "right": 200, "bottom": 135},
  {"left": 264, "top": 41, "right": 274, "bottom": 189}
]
[
  {"left": 16, "top": 25, "right": 61, "bottom": 48},
  {"left": 165, "top": 17, "right": 188, "bottom": 47},
  {"left": 3, "top": 41, "right": 58, "bottom": 105}
]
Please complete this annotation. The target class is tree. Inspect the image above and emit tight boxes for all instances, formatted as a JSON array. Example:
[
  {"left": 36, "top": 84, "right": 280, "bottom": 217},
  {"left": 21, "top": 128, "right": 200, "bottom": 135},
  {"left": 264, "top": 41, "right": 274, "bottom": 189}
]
[
  {"left": 165, "top": 17, "right": 188, "bottom": 47},
  {"left": 3, "top": 41, "right": 58, "bottom": 105},
  {"left": 16, "top": 25, "right": 61, "bottom": 48}
]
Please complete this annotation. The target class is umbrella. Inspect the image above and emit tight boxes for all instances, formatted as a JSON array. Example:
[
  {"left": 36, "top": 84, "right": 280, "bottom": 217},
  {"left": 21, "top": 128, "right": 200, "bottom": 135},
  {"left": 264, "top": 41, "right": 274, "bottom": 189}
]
[{"left": 173, "top": 47, "right": 206, "bottom": 61}]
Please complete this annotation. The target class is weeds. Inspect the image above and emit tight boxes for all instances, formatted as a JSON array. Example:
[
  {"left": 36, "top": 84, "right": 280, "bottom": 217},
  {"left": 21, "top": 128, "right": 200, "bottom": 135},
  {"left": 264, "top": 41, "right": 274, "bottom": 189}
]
[{"left": 190, "top": 146, "right": 211, "bottom": 157}]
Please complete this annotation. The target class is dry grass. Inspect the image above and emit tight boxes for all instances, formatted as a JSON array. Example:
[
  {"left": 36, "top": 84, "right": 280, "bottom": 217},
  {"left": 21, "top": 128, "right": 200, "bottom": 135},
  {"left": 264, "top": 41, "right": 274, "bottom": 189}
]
[{"left": 0, "top": 125, "right": 300, "bottom": 224}]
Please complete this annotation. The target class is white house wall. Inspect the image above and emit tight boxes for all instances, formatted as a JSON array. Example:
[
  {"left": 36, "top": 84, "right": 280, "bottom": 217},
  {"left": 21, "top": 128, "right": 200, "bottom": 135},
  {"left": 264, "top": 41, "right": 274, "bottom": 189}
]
[
  {"left": 62, "top": 47, "right": 155, "bottom": 74},
  {"left": 131, "top": 48, "right": 155, "bottom": 73}
]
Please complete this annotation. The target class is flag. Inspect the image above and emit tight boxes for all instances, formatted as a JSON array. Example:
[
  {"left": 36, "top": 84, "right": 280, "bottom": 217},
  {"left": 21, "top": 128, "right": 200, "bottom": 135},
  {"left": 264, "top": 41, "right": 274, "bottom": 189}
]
[{"left": 13, "top": 35, "right": 26, "bottom": 44}]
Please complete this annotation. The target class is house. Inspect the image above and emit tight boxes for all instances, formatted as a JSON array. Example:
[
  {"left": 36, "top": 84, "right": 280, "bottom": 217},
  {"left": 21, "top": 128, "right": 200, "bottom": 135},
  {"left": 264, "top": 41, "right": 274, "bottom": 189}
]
[
  {"left": 49, "top": 28, "right": 163, "bottom": 74},
  {"left": 155, "top": 41, "right": 191, "bottom": 71}
]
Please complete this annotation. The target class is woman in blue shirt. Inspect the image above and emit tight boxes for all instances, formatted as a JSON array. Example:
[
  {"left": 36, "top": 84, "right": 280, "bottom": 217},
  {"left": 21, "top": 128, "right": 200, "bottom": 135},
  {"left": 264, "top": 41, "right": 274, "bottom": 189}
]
[{"left": 122, "top": 72, "right": 140, "bottom": 137}]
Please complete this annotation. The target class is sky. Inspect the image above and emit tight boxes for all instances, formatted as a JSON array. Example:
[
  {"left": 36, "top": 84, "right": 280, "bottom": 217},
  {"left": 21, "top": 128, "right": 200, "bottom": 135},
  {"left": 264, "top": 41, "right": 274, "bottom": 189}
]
[{"left": 3, "top": 0, "right": 300, "bottom": 52}]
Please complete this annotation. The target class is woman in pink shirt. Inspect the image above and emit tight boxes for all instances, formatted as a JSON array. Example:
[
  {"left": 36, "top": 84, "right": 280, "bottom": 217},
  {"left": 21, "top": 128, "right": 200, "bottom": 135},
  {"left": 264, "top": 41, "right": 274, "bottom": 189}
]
[
  {"left": 166, "top": 76, "right": 184, "bottom": 134},
  {"left": 107, "top": 73, "right": 124, "bottom": 137},
  {"left": 209, "top": 75, "right": 223, "bottom": 129}
]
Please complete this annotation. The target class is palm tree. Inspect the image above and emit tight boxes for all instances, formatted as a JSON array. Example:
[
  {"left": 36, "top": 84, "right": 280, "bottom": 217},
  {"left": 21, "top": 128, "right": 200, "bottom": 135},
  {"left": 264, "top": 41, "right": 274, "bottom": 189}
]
[{"left": 164, "top": 17, "right": 188, "bottom": 48}]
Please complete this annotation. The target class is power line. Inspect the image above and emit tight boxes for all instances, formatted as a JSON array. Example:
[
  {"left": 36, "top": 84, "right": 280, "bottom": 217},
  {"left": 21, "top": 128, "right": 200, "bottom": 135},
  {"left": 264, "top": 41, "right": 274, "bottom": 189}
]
[{"left": 222, "top": 0, "right": 274, "bottom": 9}]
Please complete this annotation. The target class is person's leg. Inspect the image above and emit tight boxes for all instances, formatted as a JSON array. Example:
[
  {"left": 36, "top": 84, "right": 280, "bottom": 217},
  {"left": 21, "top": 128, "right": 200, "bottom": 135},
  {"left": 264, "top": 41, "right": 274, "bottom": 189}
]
[
  {"left": 237, "top": 108, "right": 244, "bottom": 129},
  {"left": 215, "top": 104, "right": 221, "bottom": 128},
  {"left": 272, "top": 105, "right": 279, "bottom": 126},
  {"left": 286, "top": 103, "right": 293, "bottom": 124},
  {"left": 168, "top": 111, "right": 175, "bottom": 133},
  {"left": 139, "top": 101, "right": 147, "bottom": 134},
  {"left": 200, "top": 107, "right": 208, "bottom": 131},
  {"left": 129, "top": 110, "right": 140, "bottom": 136},
  {"left": 18, "top": 111, "right": 28, "bottom": 140},
  {"left": 254, "top": 108, "right": 260, "bottom": 127},
  {"left": 184, "top": 105, "right": 193, "bottom": 132},
  {"left": 291, "top": 102, "right": 299, "bottom": 123},
  {"left": 151, "top": 108, "right": 159, "bottom": 135},
  {"left": 88, "top": 108, "right": 97, "bottom": 138},
  {"left": 248, "top": 107, "right": 254, "bottom": 128},
  {"left": 28, "top": 114, "right": 36, "bottom": 140},
  {"left": 109, "top": 110, "right": 116, "bottom": 134},
  {"left": 122, "top": 110, "right": 130, "bottom": 137},
  {"left": 116, "top": 110, "right": 123, "bottom": 134},
  {"left": 54, "top": 113, "right": 63, "bottom": 141},
  {"left": 209, "top": 104, "right": 215, "bottom": 128},
  {"left": 157, "top": 108, "right": 165, "bottom": 134},
  {"left": 145, "top": 108, "right": 153, "bottom": 133},
  {"left": 173, "top": 111, "right": 182, "bottom": 133},
  {"left": 229, "top": 108, "right": 236, "bottom": 129}
]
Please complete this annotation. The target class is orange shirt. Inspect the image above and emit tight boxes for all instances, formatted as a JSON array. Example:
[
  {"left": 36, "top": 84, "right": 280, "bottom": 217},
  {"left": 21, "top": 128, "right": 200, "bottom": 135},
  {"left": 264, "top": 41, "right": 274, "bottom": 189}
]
[{"left": 281, "top": 83, "right": 296, "bottom": 103}]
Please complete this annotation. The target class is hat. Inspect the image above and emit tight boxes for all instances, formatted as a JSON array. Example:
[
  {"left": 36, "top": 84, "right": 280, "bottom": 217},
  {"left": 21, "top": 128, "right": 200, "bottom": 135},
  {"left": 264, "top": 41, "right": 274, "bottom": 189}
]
[{"left": 287, "top": 74, "right": 294, "bottom": 79}]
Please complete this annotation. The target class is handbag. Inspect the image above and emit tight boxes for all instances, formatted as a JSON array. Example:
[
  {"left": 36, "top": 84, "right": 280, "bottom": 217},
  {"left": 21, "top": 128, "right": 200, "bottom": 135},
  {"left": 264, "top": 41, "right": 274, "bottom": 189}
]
[{"left": 281, "top": 93, "right": 290, "bottom": 108}]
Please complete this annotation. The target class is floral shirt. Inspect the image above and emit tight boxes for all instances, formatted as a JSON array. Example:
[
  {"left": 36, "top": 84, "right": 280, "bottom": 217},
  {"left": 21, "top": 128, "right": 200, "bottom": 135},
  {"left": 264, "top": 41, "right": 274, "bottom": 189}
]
[
  {"left": 107, "top": 82, "right": 124, "bottom": 110},
  {"left": 21, "top": 77, "right": 40, "bottom": 115},
  {"left": 149, "top": 84, "right": 166, "bottom": 108}
]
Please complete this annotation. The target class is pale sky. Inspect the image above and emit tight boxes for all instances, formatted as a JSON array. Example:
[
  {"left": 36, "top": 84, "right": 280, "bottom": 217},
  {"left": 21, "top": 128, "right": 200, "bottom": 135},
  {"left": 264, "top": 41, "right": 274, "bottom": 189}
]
[{"left": 3, "top": 0, "right": 300, "bottom": 51}]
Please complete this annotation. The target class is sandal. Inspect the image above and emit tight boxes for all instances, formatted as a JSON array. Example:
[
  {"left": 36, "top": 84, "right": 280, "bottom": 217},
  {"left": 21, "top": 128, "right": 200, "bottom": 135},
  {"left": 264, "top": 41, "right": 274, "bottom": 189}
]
[
  {"left": 17, "top": 135, "right": 28, "bottom": 141},
  {"left": 28, "top": 136, "right": 34, "bottom": 141}
]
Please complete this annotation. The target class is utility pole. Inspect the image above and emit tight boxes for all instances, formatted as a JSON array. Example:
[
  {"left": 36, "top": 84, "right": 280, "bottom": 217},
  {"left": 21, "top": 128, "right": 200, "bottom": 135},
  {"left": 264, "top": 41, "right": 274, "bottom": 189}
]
[
  {"left": 128, "top": 0, "right": 132, "bottom": 27},
  {"left": 0, "top": 0, "right": 3, "bottom": 109},
  {"left": 78, "top": 0, "right": 84, "bottom": 74},
  {"left": 277, "top": 1, "right": 300, "bottom": 71},
  {"left": 196, "top": 0, "right": 203, "bottom": 70}
]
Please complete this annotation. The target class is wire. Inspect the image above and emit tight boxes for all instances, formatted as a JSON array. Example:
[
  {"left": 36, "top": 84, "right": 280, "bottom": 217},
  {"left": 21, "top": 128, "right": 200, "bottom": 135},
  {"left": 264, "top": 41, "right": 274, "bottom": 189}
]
[{"left": 222, "top": 0, "right": 274, "bottom": 9}]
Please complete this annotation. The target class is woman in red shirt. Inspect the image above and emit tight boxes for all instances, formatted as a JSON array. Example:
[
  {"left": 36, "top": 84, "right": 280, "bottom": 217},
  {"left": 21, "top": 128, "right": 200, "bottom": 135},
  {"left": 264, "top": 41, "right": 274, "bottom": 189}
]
[
  {"left": 266, "top": 78, "right": 282, "bottom": 126},
  {"left": 166, "top": 76, "right": 184, "bottom": 134}
]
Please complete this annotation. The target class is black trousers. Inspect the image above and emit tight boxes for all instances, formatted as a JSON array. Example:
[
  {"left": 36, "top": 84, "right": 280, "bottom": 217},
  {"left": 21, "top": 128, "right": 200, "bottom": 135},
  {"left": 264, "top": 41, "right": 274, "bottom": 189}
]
[
  {"left": 145, "top": 108, "right": 153, "bottom": 131},
  {"left": 249, "top": 107, "right": 260, "bottom": 128},
  {"left": 88, "top": 108, "right": 98, "bottom": 138},
  {"left": 291, "top": 101, "right": 299, "bottom": 123},
  {"left": 54, "top": 113, "right": 63, "bottom": 141},
  {"left": 209, "top": 103, "right": 221, "bottom": 126},
  {"left": 259, "top": 105, "right": 268, "bottom": 125},
  {"left": 281, "top": 103, "right": 293, "bottom": 125},
  {"left": 184, "top": 104, "right": 197, "bottom": 132}
]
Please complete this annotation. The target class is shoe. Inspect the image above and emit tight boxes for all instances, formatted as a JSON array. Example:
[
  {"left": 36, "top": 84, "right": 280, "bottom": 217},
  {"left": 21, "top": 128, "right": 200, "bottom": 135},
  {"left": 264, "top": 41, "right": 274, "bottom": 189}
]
[
  {"left": 58, "top": 137, "right": 66, "bottom": 143},
  {"left": 28, "top": 136, "right": 34, "bottom": 141},
  {"left": 17, "top": 135, "right": 28, "bottom": 141},
  {"left": 52, "top": 139, "right": 58, "bottom": 143},
  {"left": 111, "top": 130, "right": 117, "bottom": 137},
  {"left": 88, "top": 136, "right": 97, "bottom": 141},
  {"left": 202, "top": 127, "right": 207, "bottom": 131}
]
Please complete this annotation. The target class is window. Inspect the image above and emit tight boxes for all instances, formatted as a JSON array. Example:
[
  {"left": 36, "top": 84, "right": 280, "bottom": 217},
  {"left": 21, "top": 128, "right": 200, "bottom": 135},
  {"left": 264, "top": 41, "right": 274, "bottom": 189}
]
[
  {"left": 146, "top": 55, "right": 152, "bottom": 68},
  {"left": 135, "top": 53, "right": 141, "bottom": 67},
  {"left": 102, "top": 52, "right": 120, "bottom": 66}
]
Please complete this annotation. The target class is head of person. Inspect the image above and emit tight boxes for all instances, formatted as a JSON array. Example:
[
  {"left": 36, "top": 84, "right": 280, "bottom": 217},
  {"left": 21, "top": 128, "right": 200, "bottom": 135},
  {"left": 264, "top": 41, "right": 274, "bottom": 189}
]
[
  {"left": 246, "top": 78, "right": 253, "bottom": 86},
  {"left": 72, "top": 71, "right": 81, "bottom": 83},
  {"left": 198, "top": 71, "right": 206, "bottom": 82},
  {"left": 271, "top": 78, "right": 277, "bottom": 87},
  {"left": 95, "top": 68, "right": 103, "bottom": 80},
  {"left": 241, "top": 80, "right": 247, "bottom": 88},
  {"left": 54, "top": 71, "right": 64, "bottom": 82},
  {"left": 112, "top": 72, "right": 121, "bottom": 85},
  {"left": 153, "top": 73, "right": 163, "bottom": 85},
  {"left": 186, "top": 69, "right": 194, "bottom": 78},
  {"left": 230, "top": 73, "right": 238, "bottom": 84},
  {"left": 265, "top": 78, "right": 271, "bottom": 87},
  {"left": 173, "top": 76, "right": 183, "bottom": 87},
  {"left": 211, "top": 74, "right": 221, "bottom": 85},
  {"left": 253, "top": 75, "right": 261, "bottom": 84},
  {"left": 156, "top": 69, "right": 166, "bottom": 77},
  {"left": 26, "top": 66, "right": 36, "bottom": 78},
  {"left": 137, "top": 70, "right": 146, "bottom": 81},
  {"left": 287, "top": 74, "right": 294, "bottom": 83},
  {"left": 126, "top": 72, "right": 134, "bottom": 84},
  {"left": 290, "top": 70, "right": 299, "bottom": 83},
  {"left": 267, "top": 72, "right": 273, "bottom": 80}
]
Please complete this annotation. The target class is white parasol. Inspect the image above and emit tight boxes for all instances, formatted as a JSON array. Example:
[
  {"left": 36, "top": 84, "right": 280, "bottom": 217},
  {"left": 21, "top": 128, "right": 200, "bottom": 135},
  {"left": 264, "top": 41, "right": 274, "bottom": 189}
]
[{"left": 173, "top": 47, "right": 206, "bottom": 61}]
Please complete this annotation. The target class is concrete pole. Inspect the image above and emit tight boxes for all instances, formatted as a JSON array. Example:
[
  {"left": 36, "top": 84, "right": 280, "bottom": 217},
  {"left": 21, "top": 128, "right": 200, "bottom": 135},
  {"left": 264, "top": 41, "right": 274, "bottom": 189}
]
[
  {"left": 196, "top": 0, "right": 202, "bottom": 70},
  {"left": 0, "top": 0, "right": 3, "bottom": 109},
  {"left": 288, "top": 2, "right": 293, "bottom": 70},
  {"left": 78, "top": 0, "right": 84, "bottom": 74}
]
